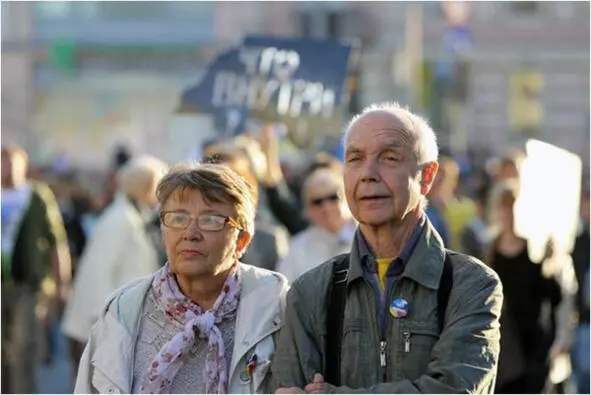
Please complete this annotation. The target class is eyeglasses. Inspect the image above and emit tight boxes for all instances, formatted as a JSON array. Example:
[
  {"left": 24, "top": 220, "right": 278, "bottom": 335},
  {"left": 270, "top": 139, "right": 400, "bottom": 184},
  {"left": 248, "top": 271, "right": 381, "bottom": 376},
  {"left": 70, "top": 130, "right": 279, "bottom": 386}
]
[
  {"left": 309, "top": 193, "right": 340, "bottom": 207},
  {"left": 160, "top": 211, "right": 242, "bottom": 232}
]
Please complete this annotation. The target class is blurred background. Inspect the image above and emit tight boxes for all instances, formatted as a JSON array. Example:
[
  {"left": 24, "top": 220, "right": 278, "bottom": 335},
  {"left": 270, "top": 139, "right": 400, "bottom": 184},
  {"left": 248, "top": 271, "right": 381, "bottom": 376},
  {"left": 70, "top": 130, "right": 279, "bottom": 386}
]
[
  {"left": 1, "top": 1, "right": 589, "bottom": 394},
  {"left": 3, "top": 1, "right": 589, "bottom": 168}
]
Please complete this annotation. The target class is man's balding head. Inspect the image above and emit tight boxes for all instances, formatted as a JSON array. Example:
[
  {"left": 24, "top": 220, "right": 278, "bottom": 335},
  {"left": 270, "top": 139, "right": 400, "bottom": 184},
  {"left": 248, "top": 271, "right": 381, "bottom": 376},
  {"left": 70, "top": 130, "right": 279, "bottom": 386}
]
[{"left": 343, "top": 102, "right": 439, "bottom": 165}]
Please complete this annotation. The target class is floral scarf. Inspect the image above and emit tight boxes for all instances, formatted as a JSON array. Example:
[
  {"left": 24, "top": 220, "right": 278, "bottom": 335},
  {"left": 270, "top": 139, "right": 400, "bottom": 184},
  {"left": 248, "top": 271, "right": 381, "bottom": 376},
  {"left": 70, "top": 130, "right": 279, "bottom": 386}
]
[{"left": 140, "top": 263, "right": 241, "bottom": 394}]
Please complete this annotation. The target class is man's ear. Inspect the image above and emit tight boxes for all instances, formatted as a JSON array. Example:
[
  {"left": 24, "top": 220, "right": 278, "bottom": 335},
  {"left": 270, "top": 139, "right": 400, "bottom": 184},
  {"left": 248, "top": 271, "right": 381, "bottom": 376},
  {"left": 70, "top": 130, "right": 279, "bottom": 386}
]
[{"left": 420, "top": 161, "right": 439, "bottom": 196}]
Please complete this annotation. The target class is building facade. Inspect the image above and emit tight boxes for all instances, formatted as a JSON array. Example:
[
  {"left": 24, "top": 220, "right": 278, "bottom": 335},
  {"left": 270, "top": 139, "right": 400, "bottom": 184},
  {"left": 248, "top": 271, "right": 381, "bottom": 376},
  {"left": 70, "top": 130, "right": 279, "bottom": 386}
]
[{"left": 2, "top": 1, "right": 589, "bottom": 168}]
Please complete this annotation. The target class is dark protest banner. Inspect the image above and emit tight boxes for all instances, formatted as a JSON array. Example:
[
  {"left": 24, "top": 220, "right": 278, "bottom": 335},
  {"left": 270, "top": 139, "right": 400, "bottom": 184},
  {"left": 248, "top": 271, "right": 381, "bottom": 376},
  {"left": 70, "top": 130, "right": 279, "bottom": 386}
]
[{"left": 180, "top": 36, "right": 354, "bottom": 148}]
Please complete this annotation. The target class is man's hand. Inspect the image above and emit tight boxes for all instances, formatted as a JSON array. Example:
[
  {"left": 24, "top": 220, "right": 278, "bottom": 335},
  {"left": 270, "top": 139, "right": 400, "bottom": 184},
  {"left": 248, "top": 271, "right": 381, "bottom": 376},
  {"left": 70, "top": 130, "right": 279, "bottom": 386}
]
[{"left": 304, "top": 373, "right": 325, "bottom": 394}]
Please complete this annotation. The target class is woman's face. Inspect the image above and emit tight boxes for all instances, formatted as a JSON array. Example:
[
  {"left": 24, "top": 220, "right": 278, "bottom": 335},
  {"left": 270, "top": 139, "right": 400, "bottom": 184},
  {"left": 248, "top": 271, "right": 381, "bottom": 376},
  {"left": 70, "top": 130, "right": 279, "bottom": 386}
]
[
  {"left": 161, "top": 188, "right": 251, "bottom": 280},
  {"left": 306, "top": 183, "right": 349, "bottom": 234},
  {"left": 497, "top": 195, "right": 516, "bottom": 232}
]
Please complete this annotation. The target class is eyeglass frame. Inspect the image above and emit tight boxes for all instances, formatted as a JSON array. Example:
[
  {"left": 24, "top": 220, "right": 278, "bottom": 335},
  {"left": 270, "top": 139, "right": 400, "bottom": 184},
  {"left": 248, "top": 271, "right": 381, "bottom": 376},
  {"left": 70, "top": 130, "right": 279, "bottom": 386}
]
[{"left": 160, "top": 210, "right": 243, "bottom": 232}]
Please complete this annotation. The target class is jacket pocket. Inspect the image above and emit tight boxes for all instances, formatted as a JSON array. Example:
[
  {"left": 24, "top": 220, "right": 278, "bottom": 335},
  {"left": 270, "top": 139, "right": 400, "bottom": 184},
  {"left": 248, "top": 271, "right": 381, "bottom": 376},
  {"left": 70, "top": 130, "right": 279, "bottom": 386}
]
[
  {"left": 340, "top": 319, "right": 373, "bottom": 387},
  {"left": 91, "top": 368, "right": 122, "bottom": 394},
  {"left": 399, "top": 321, "right": 439, "bottom": 381}
]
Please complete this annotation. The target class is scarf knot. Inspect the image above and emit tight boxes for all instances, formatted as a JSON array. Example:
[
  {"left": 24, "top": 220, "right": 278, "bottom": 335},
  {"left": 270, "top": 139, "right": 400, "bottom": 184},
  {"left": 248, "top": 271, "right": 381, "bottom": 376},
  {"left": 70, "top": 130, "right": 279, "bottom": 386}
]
[
  {"left": 140, "top": 263, "right": 241, "bottom": 394},
  {"left": 193, "top": 312, "right": 216, "bottom": 339}
]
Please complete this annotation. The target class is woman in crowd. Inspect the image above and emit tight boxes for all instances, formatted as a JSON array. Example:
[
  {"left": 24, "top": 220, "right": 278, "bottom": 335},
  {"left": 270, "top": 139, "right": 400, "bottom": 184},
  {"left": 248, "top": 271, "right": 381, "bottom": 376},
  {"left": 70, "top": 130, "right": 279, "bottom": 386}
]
[
  {"left": 74, "top": 163, "right": 288, "bottom": 394},
  {"left": 276, "top": 168, "right": 356, "bottom": 283},
  {"left": 62, "top": 156, "right": 168, "bottom": 375},
  {"left": 487, "top": 182, "right": 562, "bottom": 394}
]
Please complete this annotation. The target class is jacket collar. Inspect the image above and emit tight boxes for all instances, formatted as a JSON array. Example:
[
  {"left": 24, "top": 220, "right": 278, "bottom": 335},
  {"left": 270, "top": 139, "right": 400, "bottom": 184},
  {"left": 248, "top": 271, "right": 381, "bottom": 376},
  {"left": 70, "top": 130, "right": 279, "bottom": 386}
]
[{"left": 348, "top": 218, "right": 445, "bottom": 290}]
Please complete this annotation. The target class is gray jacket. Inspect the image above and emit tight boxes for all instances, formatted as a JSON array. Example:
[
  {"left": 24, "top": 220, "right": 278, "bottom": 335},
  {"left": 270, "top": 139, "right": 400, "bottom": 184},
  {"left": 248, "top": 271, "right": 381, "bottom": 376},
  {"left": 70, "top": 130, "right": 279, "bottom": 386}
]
[{"left": 272, "top": 220, "right": 503, "bottom": 393}]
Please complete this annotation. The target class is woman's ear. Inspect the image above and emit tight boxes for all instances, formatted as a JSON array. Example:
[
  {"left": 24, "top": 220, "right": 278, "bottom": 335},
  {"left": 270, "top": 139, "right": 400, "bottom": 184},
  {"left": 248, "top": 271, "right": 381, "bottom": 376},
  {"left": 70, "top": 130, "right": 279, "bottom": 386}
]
[{"left": 235, "top": 230, "right": 252, "bottom": 257}]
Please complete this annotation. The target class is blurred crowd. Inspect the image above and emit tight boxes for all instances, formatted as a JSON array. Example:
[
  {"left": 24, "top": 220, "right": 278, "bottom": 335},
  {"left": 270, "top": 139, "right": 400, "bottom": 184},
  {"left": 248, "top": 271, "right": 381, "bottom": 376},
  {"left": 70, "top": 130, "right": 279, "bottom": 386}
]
[{"left": 1, "top": 120, "right": 589, "bottom": 393}]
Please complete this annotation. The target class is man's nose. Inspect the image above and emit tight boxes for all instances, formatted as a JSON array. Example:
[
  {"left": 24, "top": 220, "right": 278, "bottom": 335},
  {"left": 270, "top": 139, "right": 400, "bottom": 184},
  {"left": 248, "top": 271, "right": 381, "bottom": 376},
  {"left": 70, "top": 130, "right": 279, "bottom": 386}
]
[{"left": 360, "top": 159, "right": 380, "bottom": 182}]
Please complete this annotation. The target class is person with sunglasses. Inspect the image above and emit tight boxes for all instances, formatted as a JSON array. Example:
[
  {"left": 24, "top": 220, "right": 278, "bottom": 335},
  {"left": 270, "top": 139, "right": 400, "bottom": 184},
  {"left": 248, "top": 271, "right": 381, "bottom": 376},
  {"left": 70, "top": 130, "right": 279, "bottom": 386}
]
[
  {"left": 75, "top": 163, "right": 288, "bottom": 394},
  {"left": 276, "top": 168, "right": 356, "bottom": 283}
]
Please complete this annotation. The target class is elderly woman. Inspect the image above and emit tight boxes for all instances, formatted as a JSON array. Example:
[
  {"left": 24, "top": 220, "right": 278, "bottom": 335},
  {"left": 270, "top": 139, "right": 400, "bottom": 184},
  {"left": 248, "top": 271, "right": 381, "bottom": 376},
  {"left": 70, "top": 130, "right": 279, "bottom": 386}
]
[
  {"left": 275, "top": 168, "right": 356, "bottom": 283},
  {"left": 74, "top": 163, "right": 288, "bottom": 394},
  {"left": 62, "top": 156, "right": 168, "bottom": 373}
]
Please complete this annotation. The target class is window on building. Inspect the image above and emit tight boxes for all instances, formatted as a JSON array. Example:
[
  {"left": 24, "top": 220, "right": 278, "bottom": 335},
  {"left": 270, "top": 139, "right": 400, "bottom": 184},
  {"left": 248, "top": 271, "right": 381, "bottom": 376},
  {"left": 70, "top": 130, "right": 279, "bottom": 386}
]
[
  {"left": 98, "top": 1, "right": 169, "bottom": 19},
  {"left": 510, "top": 1, "right": 539, "bottom": 14},
  {"left": 299, "top": 12, "right": 313, "bottom": 38},
  {"left": 327, "top": 11, "right": 343, "bottom": 39}
]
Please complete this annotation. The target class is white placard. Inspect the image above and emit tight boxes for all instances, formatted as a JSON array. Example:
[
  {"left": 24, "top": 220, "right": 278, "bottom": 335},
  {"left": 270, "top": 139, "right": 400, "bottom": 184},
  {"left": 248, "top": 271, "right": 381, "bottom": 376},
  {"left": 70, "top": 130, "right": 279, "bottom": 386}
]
[{"left": 514, "top": 139, "right": 582, "bottom": 263}]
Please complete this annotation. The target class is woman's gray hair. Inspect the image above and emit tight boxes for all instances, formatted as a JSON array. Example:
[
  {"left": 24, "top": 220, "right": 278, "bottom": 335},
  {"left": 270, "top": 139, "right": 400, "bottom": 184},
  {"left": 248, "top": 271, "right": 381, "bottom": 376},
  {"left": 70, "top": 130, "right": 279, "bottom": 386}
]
[
  {"left": 117, "top": 156, "right": 169, "bottom": 200},
  {"left": 342, "top": 102, "right": 439, "bottom": 165},
  {"left": 156, "top": 162, "right": 256, "bottom": 236}
]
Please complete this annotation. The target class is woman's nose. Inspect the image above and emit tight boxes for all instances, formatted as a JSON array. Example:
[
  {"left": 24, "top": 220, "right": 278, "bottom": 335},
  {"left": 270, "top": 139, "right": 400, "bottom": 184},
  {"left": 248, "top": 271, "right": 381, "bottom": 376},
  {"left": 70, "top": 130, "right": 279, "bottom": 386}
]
[{"left": 183, "top": 221, "right": 202, "bottom": 240}]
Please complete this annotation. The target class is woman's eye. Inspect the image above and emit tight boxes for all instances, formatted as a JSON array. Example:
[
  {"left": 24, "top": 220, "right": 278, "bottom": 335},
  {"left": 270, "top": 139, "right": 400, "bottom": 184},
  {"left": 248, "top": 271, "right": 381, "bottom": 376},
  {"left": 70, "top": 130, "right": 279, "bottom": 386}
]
[{"left": 172, "top": 215, "right": 186, "bottom": 224}]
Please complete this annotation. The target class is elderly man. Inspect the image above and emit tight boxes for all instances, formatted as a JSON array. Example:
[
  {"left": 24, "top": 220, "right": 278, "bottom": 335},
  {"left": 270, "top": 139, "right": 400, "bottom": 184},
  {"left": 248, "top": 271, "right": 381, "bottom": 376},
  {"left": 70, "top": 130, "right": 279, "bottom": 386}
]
[
  {"left": 272, "top": 102, "right": 503, "bottom": 393},
  {"left": 62, "top": 156, "right": 168, "bottom": 377},
  {"left": 1, "top": 144, "right": 72, "bottom": 393}
]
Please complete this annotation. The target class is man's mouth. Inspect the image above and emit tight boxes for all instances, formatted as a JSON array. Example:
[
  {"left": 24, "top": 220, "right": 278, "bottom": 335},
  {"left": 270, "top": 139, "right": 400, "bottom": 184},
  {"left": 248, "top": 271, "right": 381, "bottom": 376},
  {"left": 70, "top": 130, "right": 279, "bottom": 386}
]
[{"left": 359, "top": 195, "right": 390, "bottom": 201}]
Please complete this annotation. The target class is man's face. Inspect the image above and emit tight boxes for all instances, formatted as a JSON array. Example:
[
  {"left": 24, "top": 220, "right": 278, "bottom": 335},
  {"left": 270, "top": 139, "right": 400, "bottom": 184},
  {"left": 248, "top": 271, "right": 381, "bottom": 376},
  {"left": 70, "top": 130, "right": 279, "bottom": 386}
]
[
  {"left": 1, "top": 151, "right": 27, "bottom": 188},
  {"left": 343, "top": 111, "right": 434, "bottom": 227}
]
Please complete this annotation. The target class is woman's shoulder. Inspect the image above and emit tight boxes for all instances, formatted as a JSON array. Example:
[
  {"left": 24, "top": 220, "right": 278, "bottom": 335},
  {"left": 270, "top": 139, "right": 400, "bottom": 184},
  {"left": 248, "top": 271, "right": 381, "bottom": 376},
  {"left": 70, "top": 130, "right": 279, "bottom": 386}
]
[
  {"left": 100, "top": 275, "right": 154, "bottom": 333},
  {"left": 239, "top": 263, "right": 289, "bottom": 293}
]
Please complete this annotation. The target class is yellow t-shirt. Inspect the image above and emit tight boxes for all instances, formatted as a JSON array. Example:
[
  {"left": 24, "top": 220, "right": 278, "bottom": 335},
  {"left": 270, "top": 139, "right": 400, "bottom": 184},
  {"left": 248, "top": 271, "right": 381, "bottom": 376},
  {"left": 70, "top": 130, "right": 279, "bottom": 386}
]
[{"left": 376, "top": 258, "right": 394, "bottom": 290}]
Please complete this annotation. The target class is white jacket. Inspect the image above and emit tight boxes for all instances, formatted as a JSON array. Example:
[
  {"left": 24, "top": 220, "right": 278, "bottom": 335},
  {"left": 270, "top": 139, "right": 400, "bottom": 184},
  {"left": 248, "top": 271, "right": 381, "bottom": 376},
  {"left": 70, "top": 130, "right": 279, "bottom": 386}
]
[
  {"left": 276, "top": 225, "right": 352, "bottom": 283},
  {"left": 74, "top": 263, "right": 289, "bottom": 394},
  {"left": 62, "top": 195, "right": 160, "bottom": 343}
]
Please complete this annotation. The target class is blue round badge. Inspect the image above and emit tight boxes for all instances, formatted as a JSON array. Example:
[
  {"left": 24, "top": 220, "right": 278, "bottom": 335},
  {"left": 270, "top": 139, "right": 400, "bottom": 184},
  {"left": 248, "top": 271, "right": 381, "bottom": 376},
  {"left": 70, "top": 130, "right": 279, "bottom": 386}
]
[{"left": 389, "top": 298, "right": 409, "bottom": 318}]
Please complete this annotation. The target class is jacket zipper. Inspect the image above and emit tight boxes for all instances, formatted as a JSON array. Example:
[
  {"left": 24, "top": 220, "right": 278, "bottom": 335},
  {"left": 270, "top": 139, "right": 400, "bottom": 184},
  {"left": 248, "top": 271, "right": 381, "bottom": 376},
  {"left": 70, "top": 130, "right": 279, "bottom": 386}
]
[
  {"left": 403, "top": 330, "right": 411, "bottom": 352},
  {"left": 379, "top": 340, "right": 387, "bottom": 375},
  {"left": 363, "top": 279, "right": 385, "bottom": 381},
  {"left": 381, "top": 276, "right": 398, "bottom": 382}
]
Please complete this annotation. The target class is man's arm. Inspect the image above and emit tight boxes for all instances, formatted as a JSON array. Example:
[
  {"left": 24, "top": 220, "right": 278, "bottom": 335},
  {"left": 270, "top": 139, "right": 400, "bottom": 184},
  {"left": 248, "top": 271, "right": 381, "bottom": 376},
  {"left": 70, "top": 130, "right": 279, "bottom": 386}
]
[
  {"left": 36, "top": 183, "right": 72, "bottom": 309},
  {"left": 272, "top": 284, "right": 325, "bottom": 389},
  {"left": 322, "top": 265, "right": 503, "bottom": 394}
]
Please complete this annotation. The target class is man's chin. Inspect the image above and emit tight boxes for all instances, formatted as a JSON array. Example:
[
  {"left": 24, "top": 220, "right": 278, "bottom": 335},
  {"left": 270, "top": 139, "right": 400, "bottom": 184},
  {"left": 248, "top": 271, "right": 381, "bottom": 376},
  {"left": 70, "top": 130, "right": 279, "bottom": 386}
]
[{"left": 358, "top": 217, "right": 391, "bottom": 228}]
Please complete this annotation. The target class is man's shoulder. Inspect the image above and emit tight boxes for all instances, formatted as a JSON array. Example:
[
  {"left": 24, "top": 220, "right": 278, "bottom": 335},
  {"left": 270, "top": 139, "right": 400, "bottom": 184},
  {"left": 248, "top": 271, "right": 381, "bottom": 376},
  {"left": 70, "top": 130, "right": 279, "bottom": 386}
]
[
  {"left": 447, "top": 250, "right": 501, "bottom": 291},
  {"left": 27, "top": 181, "right": 55, "bottom": 203},
  {"left": 290, "top": 253, "right": 349, "bottom": 299}
]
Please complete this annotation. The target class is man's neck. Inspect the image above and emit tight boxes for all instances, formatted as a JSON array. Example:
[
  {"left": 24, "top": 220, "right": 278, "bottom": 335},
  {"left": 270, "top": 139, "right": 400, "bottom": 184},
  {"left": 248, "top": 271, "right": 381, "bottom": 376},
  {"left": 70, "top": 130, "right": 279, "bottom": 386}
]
[
  {"left": 2, "top": 179, "right": 26, "bottom": 190},
  {"left": 360, "top": 209, "right": 422, "bottom": 259},
  {"left": 175, "top": 268, "right": 232, "bottom": 311}
]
